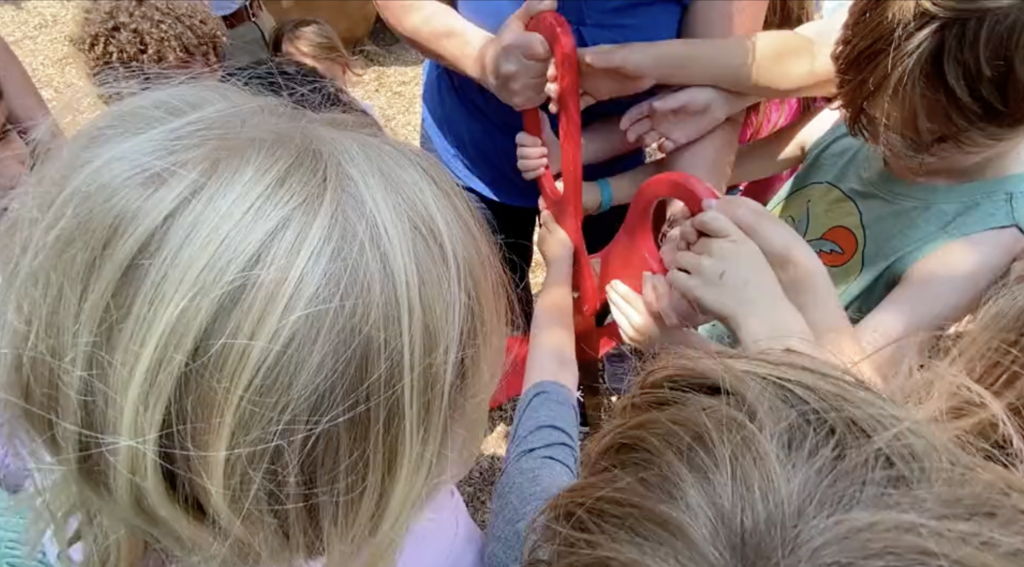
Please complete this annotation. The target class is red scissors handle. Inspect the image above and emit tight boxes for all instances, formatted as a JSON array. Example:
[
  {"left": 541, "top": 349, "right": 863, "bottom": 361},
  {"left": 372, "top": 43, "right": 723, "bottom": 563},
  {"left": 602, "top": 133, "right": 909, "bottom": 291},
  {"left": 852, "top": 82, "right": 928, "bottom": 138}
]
[{"left": 492, "top": 12, "right": 719, "bottom": 408}]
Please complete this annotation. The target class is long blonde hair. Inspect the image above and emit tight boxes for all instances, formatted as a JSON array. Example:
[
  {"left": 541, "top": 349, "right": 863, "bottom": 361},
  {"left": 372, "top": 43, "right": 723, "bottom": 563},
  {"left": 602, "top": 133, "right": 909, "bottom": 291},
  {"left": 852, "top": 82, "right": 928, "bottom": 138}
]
[
  {"left": 525, "top": 350, "right": 1024, "bottom": 567},
  {"left": 0, "top": 82, "right": 509, "bottom": 567}
]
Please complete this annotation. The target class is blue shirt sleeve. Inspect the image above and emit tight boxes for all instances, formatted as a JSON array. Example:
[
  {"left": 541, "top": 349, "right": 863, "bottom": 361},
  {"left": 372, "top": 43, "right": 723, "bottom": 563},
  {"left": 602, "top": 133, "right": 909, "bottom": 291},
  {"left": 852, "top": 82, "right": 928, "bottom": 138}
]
[{"left": 484, "top": 381, "right": 580, "bottom": 567}]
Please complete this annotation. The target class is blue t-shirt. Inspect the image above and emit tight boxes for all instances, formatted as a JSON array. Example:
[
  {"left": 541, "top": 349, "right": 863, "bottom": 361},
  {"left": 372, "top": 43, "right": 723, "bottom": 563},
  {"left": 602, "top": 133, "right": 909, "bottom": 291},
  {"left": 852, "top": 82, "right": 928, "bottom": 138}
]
[{"left": 422, "top": 0, "right": 689, "bottom": 207}]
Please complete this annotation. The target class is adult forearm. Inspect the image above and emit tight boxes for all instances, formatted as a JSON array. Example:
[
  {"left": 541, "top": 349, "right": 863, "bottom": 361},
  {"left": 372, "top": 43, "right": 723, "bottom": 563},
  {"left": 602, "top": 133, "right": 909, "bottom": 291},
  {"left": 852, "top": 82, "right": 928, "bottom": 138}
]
[{"left": 373, "top": 0, "right": 491, "bottom": 83}]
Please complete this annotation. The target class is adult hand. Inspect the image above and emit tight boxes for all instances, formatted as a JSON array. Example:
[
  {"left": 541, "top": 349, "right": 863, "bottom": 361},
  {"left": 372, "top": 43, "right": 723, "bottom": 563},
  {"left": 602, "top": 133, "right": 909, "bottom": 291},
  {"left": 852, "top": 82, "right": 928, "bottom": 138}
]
[
  {"left": 478, "top": 0, "right": 559, "bottom": 111},
  {"left": 620, "top": 87, "right": 738, "bottom": 153},
  {"left": 578, "top": 44, "right": 657, "bottom": 108}
]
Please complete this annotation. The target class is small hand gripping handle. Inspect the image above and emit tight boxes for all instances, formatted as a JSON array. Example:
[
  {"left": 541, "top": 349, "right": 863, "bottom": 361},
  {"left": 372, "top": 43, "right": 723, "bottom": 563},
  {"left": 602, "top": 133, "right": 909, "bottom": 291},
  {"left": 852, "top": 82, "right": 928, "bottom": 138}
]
[{"left": 522, "top": 12, "right": 601, "bottom": 317}]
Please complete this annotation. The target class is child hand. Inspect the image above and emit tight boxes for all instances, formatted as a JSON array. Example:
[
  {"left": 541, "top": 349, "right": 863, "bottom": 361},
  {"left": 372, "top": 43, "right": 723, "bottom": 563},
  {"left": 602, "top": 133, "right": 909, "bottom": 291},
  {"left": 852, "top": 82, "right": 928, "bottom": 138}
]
[
  {"left": 578, "top": 44, "right": 657, "bottom": 108},
  {"left": 665, "top": 208, "right": 807, "bottom": 345},
  {"left": 537, "top": 208, "right": 574, "bottom": 281},
  {"left": 606, "top": 272, "right": 705, "bottom": 348},
  {"left": 620, "top": 87, "right": 737, "bottom": 153},
  {"left": 515, "top": 112, "right": 561, "bottom": 179},
  {"left": 711, "top": 196, "right": 857, "bottom": 359}
]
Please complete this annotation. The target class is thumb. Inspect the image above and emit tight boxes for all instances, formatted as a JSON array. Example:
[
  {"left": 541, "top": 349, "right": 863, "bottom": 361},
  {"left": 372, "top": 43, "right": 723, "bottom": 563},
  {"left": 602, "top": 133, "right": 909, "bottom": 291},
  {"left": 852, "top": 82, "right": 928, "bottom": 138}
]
[
  {"left": 692, "top": 210, "right": 741, "bottom": 240},
  {"left": 508, "top": 0, "right": 558, "bottom": 29},
  {"left": 580, "top": 45, "right": 621, "bottom": 70}
]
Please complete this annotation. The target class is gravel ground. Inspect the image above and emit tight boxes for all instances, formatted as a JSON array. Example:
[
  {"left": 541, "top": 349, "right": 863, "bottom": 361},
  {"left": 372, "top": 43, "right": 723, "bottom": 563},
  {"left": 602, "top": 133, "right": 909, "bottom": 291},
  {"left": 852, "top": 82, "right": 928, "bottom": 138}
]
[{"left": 0, "top": 0, "right": 533, "bottom": 527}]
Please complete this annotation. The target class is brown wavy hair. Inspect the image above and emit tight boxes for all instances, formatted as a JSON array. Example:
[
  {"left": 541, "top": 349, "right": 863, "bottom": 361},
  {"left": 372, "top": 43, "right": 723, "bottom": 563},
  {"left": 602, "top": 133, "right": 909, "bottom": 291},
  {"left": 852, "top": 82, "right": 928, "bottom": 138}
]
[
  {"left": 524, "top": 349, "right": 1024, "bottom": 567},
  {"left": 834, "top": 0, "right": 1024, "bottom": 174}
]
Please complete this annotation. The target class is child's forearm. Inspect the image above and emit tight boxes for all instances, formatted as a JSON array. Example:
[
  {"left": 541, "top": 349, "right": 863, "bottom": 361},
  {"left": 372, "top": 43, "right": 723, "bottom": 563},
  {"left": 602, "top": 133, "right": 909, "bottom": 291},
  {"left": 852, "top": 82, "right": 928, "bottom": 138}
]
[
  {"left": 522, "top": 279, "right": 579, "bottom": 393},
  {"left": 663, "top": 117, "right": 743, "bottom": 193},
  {"left": 730, "top": 106, "right": 832, "bottom": 186},
  {"left": 580, "top": 116, "right": 642, "bottom": 167},
  {"left": 618, "top": 31, "right": 834, "bottom": 100},
  {"left": 582, "top": 162, "right": 656, "bottom": 214}
]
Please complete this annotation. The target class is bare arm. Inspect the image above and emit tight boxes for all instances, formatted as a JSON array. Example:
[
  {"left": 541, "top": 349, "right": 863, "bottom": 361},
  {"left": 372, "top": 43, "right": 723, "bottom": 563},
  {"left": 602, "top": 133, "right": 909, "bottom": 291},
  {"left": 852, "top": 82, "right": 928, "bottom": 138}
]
[
  {"left": 573, "top": 106, "right": 837, "bottom": 216},
  {"left": 645, "top": 25, "right": 836, "bottom": 99},
  {"left": 523, "top": 215, "right": 579, "bottom": 394},
  {"left": 0, "top": 35, "right": 56, "bottom": 136},
  {"left": 580, "top": 116, "right": 642, "bottom": 167},
  {"left": 375, "top": 0, "right": 556, "bottom": 110},
  {"left": 581, "top": 10, "right": 842, "bottom": 101},
  {"left": 856, "top": 228, "right": 1024, "bottom": 378},
  {"left": 373, "top": 0, "right": 492, "bottom": 83},
  {"left": 664, "top": 0, "right": 768, "bottom": 193},
  {"left": 729, "top": 106, "right": 838, "bottom": 185}
]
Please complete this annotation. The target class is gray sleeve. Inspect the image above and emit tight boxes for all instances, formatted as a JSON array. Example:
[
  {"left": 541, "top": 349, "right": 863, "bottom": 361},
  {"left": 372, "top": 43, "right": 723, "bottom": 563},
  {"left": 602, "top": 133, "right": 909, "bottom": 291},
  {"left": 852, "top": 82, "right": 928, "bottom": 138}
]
[{"left": 484, "top": 381, "right": 580, "bottom": 567}]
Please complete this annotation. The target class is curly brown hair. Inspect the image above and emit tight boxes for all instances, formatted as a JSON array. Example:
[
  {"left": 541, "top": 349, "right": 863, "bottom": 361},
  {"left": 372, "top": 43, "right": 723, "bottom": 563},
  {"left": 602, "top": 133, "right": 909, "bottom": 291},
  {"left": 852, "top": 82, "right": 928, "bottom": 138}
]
[{"left": 73, "top": 0, "right": 226, "bottom": 92}]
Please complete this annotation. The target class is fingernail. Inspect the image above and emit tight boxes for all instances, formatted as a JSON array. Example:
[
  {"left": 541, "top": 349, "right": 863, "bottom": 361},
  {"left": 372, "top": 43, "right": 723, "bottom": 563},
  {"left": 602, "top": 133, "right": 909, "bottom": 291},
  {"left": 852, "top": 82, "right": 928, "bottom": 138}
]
[{"left": 701, "top": 198, "right": 716, "bottom": 211}]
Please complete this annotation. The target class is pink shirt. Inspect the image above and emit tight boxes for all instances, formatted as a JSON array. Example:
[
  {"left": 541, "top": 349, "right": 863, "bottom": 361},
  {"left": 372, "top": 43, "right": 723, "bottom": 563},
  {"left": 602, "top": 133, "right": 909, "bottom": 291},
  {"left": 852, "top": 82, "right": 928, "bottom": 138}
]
[
  {"left": 735, "top": 98, "right": 827, "bottom": 204},
  {"left": 41, "top": 484, "right": 482, "bottom": 567}
]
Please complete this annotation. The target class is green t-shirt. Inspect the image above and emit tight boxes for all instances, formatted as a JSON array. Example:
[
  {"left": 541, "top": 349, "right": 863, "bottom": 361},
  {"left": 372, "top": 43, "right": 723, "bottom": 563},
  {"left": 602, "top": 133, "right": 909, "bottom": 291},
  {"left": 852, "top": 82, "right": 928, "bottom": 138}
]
[
  {"left": 768, "top": 122, "right": 1024, "bottom": 321},
  {"left": 701, "top": 121, "right": 1024, "bottom": 344}
]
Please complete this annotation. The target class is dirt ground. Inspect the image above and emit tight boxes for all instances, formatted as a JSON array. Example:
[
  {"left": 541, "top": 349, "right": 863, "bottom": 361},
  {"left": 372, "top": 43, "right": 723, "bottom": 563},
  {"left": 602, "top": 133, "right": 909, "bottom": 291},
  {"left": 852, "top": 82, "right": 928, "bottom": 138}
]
[{"left": 0, "top": 0, "right": 536, "bottom": 527}]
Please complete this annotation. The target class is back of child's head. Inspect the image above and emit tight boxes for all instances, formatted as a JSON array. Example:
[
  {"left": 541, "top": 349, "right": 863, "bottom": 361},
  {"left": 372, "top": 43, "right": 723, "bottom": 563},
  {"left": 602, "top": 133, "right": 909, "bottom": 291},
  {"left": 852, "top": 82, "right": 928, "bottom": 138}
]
[
  {"left": 524, "top": 351, "right": 1024, "bottom": 567},
  {"left": 764, "top": 0, "right": 817, "bottom": 30},
  {"left": 834, "top": 0, "right": 1024, "bottom": 176},
  {"left": 73, "top": 0, "right": 226, "bottom": 104},
  {"left": 0, "top": 81, "right": 509, "bottom": 567},
  {"left": 221, "top": 57, "right": 373, "bottom": 120},
  {"left": 900, "top": 276, "right": 1024, "bottom": 466},
  {"left": 271, "top": 18, "right": 358, "bottom": 86}
]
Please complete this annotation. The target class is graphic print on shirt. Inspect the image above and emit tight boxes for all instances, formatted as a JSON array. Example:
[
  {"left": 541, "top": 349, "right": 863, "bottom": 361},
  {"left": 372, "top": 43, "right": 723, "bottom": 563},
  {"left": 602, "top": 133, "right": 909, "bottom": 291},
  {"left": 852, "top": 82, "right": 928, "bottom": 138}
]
[{"left": 770, "top": 182, "right": 866, "bottom": 293}]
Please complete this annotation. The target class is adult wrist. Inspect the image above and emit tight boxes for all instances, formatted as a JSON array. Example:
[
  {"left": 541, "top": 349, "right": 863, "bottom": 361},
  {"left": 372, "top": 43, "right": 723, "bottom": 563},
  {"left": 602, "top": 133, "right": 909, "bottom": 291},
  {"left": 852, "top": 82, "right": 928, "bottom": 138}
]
[{"left": 471, "top": 33, "right": 499, "bottom": 91}]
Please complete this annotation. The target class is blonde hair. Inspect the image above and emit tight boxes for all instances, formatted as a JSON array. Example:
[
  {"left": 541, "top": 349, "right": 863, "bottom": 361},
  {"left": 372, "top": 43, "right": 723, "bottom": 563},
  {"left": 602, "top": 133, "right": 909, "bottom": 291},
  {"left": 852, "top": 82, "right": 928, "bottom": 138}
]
[
  {"left": 271, "top": 18, "right": 359, "bottom": 83},
  {"left": 525, "top": 351, "right": 1024, "bottom": 567},
  {"left": 0, "top": 82, "right": 509, "bottom": 567}
]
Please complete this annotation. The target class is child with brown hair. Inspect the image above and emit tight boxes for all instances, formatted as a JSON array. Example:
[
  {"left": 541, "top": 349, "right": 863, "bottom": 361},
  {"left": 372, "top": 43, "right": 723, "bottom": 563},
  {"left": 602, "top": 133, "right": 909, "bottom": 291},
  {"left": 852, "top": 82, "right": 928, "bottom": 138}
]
[
  {"left": 486, "top": 191, "right": 1024, "bottom": 567},
  {"left": 529, "top": 0, "right": 1024, "bottom": 375},
  {"left": 519, "top": 348, "right": 1024, "bottom": 567},
  {"left": 72, "top": 0, "right": 227, "bottom": 102},
  {"left": 270, "top": 17, "right": 380, "bottom": 124},
  {"left": 271, "top": 18, "right": 357, "bottom": 90}
]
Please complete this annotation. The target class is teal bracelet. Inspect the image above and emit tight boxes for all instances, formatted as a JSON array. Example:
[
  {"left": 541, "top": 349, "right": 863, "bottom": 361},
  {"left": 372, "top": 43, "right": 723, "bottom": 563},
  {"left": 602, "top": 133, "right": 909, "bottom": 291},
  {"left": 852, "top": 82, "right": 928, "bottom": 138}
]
[{"left": 596, "top": 178, "right": 613, "bottom": 214}]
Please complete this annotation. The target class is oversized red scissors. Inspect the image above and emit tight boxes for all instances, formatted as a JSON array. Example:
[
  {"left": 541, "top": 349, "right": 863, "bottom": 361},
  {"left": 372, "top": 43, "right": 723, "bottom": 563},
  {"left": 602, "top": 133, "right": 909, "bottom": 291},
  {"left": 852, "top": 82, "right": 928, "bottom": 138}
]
[{"left": 490, "top": 12, "right": 720, "bottom": 408}]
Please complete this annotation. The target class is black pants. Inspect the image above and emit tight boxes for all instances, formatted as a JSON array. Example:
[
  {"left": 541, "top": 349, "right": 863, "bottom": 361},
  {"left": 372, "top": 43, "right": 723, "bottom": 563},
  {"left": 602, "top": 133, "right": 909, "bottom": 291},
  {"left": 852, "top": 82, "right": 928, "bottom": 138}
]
[{"left": 470, "top": 189, "right": 629, "bottom": 330}]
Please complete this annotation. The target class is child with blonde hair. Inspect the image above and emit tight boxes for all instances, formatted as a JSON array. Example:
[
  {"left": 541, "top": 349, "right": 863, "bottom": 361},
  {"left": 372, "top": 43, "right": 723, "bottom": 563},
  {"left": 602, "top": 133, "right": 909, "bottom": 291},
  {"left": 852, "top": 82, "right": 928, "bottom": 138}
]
[{"left": 0, "top": 81, "right": 509, "bottom": 567}]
